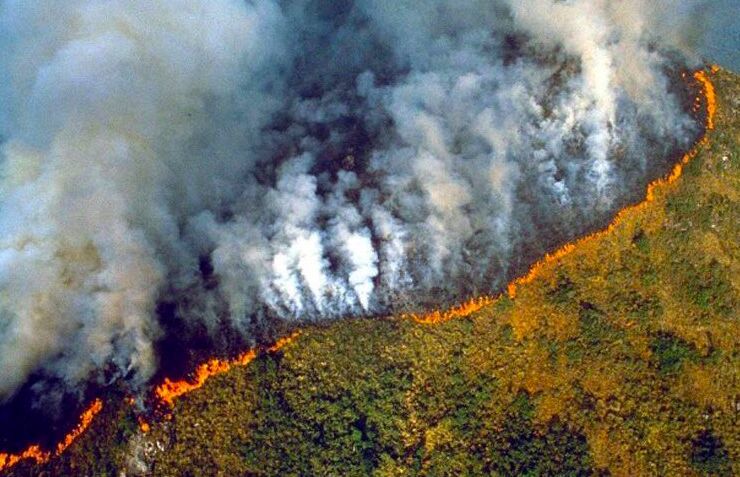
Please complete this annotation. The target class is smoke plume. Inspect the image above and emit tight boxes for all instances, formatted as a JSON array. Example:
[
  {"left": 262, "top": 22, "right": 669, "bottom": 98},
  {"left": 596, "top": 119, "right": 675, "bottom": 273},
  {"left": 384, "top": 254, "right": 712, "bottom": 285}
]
[{"left": 0, "top": 0, "right": 717, "bottom": 400}]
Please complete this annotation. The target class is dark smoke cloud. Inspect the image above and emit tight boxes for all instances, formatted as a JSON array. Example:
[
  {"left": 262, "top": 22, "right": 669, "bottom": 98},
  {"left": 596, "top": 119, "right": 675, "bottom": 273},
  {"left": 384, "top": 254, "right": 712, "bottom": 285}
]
[{"left": 0, "top": 0, "right": 718, "bottom": 400}]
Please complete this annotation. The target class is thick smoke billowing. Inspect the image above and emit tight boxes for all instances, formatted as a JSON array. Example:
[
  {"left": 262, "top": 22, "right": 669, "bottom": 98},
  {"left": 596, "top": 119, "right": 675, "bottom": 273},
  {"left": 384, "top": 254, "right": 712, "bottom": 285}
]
[{"left": 0, "top": 0, "right": 715, "bottom": 400}]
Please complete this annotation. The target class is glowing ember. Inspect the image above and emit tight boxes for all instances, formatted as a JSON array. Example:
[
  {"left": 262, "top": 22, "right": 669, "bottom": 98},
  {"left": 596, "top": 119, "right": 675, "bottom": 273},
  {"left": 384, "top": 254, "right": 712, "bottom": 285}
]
[
  {"left": 138, "top": 417, "right": 150, "bottom": 434},
  {"left": 0, "top": 399, "right": 103, "bottom": 473},
  {"left": 412, "top": 67, "right": 718, "bottom": 321}
]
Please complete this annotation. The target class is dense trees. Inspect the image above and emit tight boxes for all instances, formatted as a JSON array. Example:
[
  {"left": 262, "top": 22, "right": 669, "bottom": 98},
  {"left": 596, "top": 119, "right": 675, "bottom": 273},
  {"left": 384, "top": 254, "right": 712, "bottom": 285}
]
[{"left": 11, "top": 68, "right": 736, "bottom": 477}]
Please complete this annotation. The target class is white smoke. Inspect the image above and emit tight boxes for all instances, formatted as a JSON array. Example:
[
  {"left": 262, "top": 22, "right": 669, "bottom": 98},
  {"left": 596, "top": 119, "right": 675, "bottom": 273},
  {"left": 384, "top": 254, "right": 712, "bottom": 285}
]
[{"left": 0, "top": 0, "right": 716, "bottom": 400}]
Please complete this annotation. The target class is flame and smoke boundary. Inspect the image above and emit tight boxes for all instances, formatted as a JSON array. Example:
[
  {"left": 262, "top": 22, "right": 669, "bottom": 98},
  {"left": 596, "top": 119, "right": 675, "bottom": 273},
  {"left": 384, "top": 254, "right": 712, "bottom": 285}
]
[
  {"left": 410, "top": 68, "right": 717, "bottom": 324},
  {"left": 0, "top": 0, "right": 720, "bottom": 409},
  {"left": 0, "top": 67, "right": 718, "bottom": 474},
  {"left": 0, "top": 398, "right": 103, "bottom": 471},
  {"left": 153, "top": 332, "right": 300, "bottom": 408}
]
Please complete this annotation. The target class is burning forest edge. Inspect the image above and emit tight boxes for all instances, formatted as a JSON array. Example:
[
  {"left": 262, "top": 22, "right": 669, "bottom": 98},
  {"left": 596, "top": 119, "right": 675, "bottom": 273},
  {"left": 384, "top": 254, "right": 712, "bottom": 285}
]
[
  {"left": 0, "top": 65, "right": 722, "bottom": 475},
  {"left": 0, "top": 0, "right": 722, "bottom": 409}
]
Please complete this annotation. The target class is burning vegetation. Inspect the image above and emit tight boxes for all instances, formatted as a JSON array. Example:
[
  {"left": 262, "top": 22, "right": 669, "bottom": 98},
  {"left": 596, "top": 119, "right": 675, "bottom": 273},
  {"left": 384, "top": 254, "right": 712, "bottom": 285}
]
[
  {"left": 2, "top": 66, "right": 733, "bottom": 476},
  {"left": 0, "top": 399, "right": 102, "bottom": 472},
  {"left": 153, "top": 333, "right": 300, "bottom": 409},
  {"left": 0, "top": 0, "right": 717, "bottom": 412}
]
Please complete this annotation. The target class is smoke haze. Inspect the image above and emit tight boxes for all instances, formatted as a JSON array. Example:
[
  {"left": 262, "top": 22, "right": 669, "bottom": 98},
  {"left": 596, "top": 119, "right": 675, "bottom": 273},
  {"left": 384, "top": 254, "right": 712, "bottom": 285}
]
[{"left": 0, "top": 0, "right": 720, "bottom": 401}]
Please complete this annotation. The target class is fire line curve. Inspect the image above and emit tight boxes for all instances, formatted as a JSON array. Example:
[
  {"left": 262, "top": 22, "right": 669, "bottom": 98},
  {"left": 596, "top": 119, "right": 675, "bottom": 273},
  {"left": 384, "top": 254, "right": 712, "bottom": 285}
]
[{"left": 0, "top": 67, "right": 718, "bottom": 474}]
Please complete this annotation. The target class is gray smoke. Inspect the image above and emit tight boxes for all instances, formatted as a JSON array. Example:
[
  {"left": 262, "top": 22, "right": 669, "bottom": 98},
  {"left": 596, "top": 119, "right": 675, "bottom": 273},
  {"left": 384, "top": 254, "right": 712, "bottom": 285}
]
[{"left": 0, "top": 0, "right": 718, "bottom": 400}]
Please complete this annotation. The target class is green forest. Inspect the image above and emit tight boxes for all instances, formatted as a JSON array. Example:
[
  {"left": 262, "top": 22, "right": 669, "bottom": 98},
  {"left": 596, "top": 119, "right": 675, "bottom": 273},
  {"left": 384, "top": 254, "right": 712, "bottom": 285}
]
[{"left": 6, "top": 68, "right": 738, "bottom": 477}]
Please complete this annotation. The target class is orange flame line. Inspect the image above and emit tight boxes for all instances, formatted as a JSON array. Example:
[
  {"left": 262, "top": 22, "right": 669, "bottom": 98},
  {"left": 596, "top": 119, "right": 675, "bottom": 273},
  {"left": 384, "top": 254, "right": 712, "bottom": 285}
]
[
  {"left": 410, "top": 68, "right": 717, "bottom": 324},
  {"left": 404, "top": 295, "right": 499, "bottom": 324},
  {"left": 0, "top": 398, "right": 103, "bottom": 473},
  {"left": 0, "top": 66, "right": 718, "bottom": 474},
  {"left": 154, "top": 332, "right": 300, "bottom": 408},
  {"left": 0, "top": 332, "right": 301, "bottom": 471}
]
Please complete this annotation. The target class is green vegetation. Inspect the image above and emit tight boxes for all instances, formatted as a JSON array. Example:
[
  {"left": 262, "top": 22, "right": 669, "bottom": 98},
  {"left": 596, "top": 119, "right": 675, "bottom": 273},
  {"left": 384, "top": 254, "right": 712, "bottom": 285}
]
[
  {"left": 650, "top": 331, "right": 700, "bottom": 375},
  {"left": 691, "top": 430, "right": 733, "bottom": 475},
  {"left": 6, "top": 68, "right": 738, "bottom": 477}
]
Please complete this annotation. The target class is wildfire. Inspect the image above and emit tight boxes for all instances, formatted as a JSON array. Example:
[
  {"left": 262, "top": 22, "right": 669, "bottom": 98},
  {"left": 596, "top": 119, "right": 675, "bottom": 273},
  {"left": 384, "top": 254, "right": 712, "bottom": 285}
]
[
  {"left": 154, "top": 332, "right": 300, "bottom": 408},
  {"left": 406, "top": 295, "right": 498, "bottom": 324},
  {"left": 0, "top": 399, "right": 103, "bottom": 473},
  {"left": 0, "top": 333, "right": 300, "bottom": 474},
  {"left": 0, "top": 67, "right": 718, "bottom": 475},
  {"left": 413, "top": 67, "right": 718, "bottom": 320}
]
